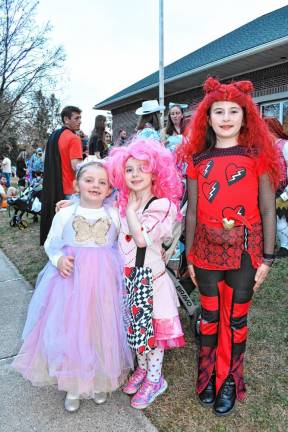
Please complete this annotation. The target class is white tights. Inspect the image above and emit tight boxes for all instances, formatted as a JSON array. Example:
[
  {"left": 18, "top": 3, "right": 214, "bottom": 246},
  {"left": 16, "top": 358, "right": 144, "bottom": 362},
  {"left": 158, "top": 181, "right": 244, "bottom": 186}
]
[{"left": 136, "top": 347, "right": 165, "bottom": 383}]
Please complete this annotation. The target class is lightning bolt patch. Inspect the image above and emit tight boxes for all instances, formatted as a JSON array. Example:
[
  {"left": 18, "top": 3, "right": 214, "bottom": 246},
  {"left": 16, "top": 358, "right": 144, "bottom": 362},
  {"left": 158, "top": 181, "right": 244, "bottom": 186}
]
[
  {"left": 199, "top": 160, "right": 214, "bottom": 178},
  {"left": 203, "top": 180, "right": 220, "bottom": 202},
  {"left": 225, "top": 164, "right": 246, "bottom": 185}
]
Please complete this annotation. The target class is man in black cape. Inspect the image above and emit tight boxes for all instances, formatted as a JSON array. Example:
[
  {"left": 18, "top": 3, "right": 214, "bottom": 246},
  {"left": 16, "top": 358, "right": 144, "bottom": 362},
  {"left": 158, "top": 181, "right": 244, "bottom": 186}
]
[{"left": 40, "top": 106, "right": 82, "bottom": 245}]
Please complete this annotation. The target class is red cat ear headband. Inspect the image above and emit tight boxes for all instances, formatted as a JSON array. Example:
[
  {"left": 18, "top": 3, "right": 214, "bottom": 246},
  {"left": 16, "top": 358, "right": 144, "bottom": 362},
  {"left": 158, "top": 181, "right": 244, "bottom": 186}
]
[{"left": 202, "top": 77, "right": 254, "bottom": 108}]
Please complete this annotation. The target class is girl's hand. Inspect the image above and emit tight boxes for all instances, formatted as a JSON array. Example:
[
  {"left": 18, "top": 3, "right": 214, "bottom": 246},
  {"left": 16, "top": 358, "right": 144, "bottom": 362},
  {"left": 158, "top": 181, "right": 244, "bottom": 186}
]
[
  {"left": 127, "top": 192, "right": 141, "bottom": 212},
  {"left": 187, "top": 263, "right": 198, "bottom": 288},
  {"left": 253, "top": 263, "right": 270, "bottom": 292},
  {"left": 57, "top": 255, "right": 74, "bottom": 278},
  {"left": 55, "top": 199, "right": 73, "bottom": 213}
]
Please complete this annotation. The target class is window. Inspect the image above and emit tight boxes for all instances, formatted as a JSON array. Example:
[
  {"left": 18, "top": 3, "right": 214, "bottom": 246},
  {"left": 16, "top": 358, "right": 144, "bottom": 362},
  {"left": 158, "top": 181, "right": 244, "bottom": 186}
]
[{"left": 260, "top": 99, "right": 288, "bottom": 125}]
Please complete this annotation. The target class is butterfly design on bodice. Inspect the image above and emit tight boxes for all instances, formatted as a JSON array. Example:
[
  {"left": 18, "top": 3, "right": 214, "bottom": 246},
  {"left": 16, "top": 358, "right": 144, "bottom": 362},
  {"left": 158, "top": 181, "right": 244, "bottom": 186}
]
[{"left": 72, "top": 215, "right": 111, "bottom": 245}]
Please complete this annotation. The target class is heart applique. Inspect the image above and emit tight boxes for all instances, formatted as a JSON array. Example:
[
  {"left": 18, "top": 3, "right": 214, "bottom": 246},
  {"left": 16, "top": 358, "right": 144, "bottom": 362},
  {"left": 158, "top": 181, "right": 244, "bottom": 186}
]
[
  {"left": 199, "top": 160, "right": 214, "bottom": 178},
  {"left": 140, "top": 278, "right": 149, "bottom": 286},
  {"left": 147, "top": 297, "right": 153, "bottom": 305},
  {"left": 222, "top": 206, "right": 245, "bottom": 219},
  {"left": 222, "top": 218, "right": 235, "bottom": 230},
  {"left": 202, "top": 180, "right": 220, "bottom": 202},
  {"left": 147, "top": 336, "right": 156, "bottom": 348},
  {"left": 131, "top": 305, "right": 144, "bottom": 322},
  {"left": 140, "top": 327, "right": 146, "bottom": 335},
  {"left": 125, "top": 234, "right": 132, "bottom": 242},
  {"left": 138, "top": 345, "right": 145, "bottom": 354},
  {"left": 124, "top": 267, "right": 133, "bottom": 278},
  {"left": 128, "top": 326, "right": 134, "bottom": 334},
  {"left": 225, "top": 164, "right": 246, "bottom": 185}
]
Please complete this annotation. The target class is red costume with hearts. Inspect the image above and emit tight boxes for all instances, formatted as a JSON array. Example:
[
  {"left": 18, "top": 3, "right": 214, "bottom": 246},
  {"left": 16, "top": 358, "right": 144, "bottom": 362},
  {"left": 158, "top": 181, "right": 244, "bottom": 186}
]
[
  {"left": 187, "top": 146, "right": 266, "bottom": 271},
  {"left": 179, "top": 77, "right": 278, "bottom": 402}
]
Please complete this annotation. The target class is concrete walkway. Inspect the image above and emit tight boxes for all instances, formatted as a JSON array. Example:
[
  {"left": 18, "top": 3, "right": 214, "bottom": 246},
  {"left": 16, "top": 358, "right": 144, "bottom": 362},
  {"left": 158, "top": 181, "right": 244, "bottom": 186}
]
[{"left": 0, "top": 249, "right": 157, "bottom": 432}]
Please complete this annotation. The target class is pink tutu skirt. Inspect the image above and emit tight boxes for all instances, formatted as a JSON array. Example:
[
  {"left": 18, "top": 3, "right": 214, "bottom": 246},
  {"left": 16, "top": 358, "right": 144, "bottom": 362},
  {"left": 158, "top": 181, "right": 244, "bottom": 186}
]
[{"left": 12, "top": 245, "right": 133, "bottom": 397}]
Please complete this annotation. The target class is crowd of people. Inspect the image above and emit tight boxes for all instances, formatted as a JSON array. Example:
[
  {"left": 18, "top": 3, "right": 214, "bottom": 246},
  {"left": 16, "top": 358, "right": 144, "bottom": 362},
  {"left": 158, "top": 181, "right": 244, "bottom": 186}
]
[{"left": 1, "top": 76, "right": 287, "bottom": 418}]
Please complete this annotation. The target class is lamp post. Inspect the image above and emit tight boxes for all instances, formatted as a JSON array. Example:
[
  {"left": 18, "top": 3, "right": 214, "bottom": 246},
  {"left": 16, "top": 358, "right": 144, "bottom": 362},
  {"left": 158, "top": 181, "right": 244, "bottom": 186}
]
[{"left": 159, "top": 0, "right": 164, "bottom": 126}]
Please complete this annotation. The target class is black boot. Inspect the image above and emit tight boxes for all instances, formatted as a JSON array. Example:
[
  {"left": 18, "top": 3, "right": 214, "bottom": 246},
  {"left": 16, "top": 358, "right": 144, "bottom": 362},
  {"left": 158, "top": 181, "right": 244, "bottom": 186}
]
[
  {"left": 198, "top": 374, "right": 215, "bottom": 407},
  {"left": 213, "top": 375, "right": 236, "bottom": 416}
]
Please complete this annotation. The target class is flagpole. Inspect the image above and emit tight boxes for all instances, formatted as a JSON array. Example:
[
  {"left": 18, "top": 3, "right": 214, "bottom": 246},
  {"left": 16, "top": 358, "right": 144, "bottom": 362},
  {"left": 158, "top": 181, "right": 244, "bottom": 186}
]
[{"left": 159, "top": 0, "right": 164, "bottom": 127}]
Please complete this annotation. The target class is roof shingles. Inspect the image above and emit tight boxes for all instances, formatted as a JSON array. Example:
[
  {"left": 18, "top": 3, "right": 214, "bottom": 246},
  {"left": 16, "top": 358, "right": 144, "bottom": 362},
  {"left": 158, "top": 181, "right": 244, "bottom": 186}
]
[{"left": 96, "top": 6, "right": 288, "bottom": 107}]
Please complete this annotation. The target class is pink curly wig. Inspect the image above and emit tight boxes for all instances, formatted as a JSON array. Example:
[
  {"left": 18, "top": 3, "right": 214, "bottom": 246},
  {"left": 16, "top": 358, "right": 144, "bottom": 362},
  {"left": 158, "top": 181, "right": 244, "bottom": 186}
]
[
  {"left": 107, "top": 138, "right": 183, "bottom": 217},
  {"left": 177, "top": 76, "right": 279, "bottom": 188}
]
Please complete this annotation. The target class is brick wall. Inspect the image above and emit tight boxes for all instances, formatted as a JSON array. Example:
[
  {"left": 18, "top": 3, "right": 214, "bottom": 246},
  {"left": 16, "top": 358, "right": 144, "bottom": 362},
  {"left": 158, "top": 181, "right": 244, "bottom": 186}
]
[{"left": 111, "top": 62, "right": 288, "bottom": 140}]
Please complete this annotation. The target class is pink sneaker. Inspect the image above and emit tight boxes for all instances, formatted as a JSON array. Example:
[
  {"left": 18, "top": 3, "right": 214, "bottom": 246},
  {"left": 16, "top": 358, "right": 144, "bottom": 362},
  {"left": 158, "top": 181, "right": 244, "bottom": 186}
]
[
  {"left": 122, "top": 368, "right": 147, "bottom": 395},
  {"left": 130, "top": 376, "right": 168, "bottom": 409}
]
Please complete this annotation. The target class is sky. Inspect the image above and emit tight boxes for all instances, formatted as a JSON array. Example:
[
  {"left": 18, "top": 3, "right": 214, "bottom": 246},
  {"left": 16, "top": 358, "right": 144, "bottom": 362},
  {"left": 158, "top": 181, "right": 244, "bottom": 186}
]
[{"left": 36, "top": 0, "right": 288, "bottom": 134}]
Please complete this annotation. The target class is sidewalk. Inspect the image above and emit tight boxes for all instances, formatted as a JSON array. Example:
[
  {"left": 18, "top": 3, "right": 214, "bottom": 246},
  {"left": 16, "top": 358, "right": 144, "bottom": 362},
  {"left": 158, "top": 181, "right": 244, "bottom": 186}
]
[{"left": 0, "top": 249, "right": 157, "bottom": 432}]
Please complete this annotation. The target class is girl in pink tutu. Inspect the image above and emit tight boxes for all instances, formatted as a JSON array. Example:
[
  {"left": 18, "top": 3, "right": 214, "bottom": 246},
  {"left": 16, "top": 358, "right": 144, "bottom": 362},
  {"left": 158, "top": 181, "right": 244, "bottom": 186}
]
[
  {"left": 108, "top": 138, "right": 185, "bottom": 409},
  {"left": 12, "top": 160, "right": 133, "bottom": 412}
]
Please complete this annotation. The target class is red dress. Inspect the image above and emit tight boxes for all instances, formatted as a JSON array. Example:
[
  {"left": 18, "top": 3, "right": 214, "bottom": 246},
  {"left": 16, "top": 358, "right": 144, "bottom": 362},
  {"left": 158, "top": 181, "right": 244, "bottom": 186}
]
[{"left": 187, "top": 146, "right": 266, "bottom": 270}]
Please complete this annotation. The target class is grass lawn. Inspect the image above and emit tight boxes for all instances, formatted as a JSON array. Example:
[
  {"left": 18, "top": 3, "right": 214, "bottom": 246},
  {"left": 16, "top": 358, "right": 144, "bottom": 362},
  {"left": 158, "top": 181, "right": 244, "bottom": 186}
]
[{"left": 0, "top": 209, "right": 287, "bottom": 431}]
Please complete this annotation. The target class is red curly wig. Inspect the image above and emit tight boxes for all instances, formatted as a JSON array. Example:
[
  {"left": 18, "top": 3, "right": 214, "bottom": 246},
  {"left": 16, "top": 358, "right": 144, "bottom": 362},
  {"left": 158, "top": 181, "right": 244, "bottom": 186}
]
[{"left": 177, "top": 77, "right": 279, "bottom": 188}]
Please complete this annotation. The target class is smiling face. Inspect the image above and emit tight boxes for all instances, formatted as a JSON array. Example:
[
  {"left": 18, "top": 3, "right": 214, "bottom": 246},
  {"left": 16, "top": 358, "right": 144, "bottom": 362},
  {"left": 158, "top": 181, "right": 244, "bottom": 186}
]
[
  {"left": 125, "top": 157, "right": 153, "bottom": 194},
  {"left": 209, "top": 101, "right": 244, "bottom": 144},
  {"left": 76, "top": 164, "right": 111, "bottom": 208}
]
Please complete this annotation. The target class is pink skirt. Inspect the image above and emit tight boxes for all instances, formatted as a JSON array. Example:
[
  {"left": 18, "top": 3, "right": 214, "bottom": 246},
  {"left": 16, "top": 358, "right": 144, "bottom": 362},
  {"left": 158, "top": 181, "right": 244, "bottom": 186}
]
[
  {"left": 12, "top": 245, "right": 133, "bottom": 397},
  {"left": 153, "top": 315, "right": 185, "bottom": 349}
]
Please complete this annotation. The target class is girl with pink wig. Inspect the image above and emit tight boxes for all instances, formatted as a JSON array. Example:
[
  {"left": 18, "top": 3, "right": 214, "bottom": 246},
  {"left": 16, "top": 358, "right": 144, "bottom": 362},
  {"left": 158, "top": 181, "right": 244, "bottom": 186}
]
[{"left": 108, "top": 138, "right": 185, "bottom": 410}]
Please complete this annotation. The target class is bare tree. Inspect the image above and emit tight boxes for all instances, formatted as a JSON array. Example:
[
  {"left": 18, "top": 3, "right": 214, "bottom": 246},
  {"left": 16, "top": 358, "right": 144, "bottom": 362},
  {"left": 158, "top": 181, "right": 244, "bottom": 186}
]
[
  {"left": 20, "top": 89, "right": 62, "bottom": 148},
  {"left": 0, "top": 0, "right": 65, "bottom": 133}
]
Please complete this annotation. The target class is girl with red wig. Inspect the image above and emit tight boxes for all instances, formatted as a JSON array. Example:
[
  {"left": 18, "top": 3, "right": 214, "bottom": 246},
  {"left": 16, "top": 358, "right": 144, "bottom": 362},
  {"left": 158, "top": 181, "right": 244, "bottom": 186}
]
[
  {"left": 178, "top": 77, "right": 278, "bottom": 416},
  {"left": 264, "top": 117, "right": 288, "bottom": 257},
  {"left": 108, "top": 138, "right": 185, "bottom": 410}
]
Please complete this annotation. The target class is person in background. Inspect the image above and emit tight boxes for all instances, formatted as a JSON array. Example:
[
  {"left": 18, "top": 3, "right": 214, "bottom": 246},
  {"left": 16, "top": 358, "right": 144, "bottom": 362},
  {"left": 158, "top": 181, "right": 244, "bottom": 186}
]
[
  {"left": 16, "top": 151, "right": 28, "bottom": 188},
  {"left": 135, "top": 100, "right": 164, "bottom": 141},
  {"left": 264, "top": 117, "right": 288, "bottom": 258},
  {"left": 104, "top": 130, "right": 113, "bottom": 149},
  {"left": 162, "top": 103, "right": 188, "bottom": 153},
  {"left": 0, "top": 177, "right": 7, "bottom": 211},
  {"left": 88, "top": 115, "right": 107, "bottom": 159},
  {"left": 40, "top": 105, "right": 83, "bottom": 245},
  {"left": 1, "top": 154, "right": 12, "bottom": 187},
  {"left": 115, "top": 129, "right": 128, "bottom": 147},
  {"left": 30, "top": 148, "right": 44, "bottom": 178}
]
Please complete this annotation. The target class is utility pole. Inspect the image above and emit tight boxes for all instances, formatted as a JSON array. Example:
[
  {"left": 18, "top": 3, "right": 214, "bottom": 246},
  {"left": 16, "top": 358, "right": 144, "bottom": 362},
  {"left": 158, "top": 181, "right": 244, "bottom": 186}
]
[{"left": 159, "top": 0, "right": 164, "bottom": 126}]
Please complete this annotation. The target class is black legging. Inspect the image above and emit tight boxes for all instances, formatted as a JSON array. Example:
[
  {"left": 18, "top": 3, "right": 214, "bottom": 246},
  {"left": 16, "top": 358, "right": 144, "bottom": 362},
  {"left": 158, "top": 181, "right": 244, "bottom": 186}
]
[{"left": 194, "top": 252, "right": 256, "bottom": 400}]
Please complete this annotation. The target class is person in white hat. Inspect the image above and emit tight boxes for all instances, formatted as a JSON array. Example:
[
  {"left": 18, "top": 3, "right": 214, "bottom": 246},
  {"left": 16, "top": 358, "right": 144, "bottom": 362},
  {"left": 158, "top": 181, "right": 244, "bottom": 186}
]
[{"left": 135, "top": 100, "right": 165, "bottom": 141}]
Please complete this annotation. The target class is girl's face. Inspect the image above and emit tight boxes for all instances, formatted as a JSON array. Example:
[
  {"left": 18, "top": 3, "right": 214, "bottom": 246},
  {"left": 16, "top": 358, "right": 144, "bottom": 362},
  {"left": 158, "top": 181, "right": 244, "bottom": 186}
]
[
  {"left": 169, "top": 106, "right": 183, "bottom": 126},
  {"left": 209, "top": 101, "right": 243, "bottom": 141},
  {"left": 125, "top": 158, "right": 153, "bottom": 194},
  {"left": 76, "top": 165, "right": 111, "bottom": 208}
]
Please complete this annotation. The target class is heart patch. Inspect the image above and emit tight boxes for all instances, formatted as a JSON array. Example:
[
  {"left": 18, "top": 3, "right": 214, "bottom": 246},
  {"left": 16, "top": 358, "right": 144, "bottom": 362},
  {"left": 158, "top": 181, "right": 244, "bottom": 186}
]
[
  {"left": 199, "top": 160, "right": 214, "bottom": 178},
  {"left": 222, "top": 206, "right": 245, "bottom": 219},
  {"left": 225, "top": 164, "right": 246, "bottom": 185},
  {"left": 202, "top": 180, "right": 220, "bottom": 202},
  {"left": 131, "top": 305, "right": 144, "bottom": 322}
]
